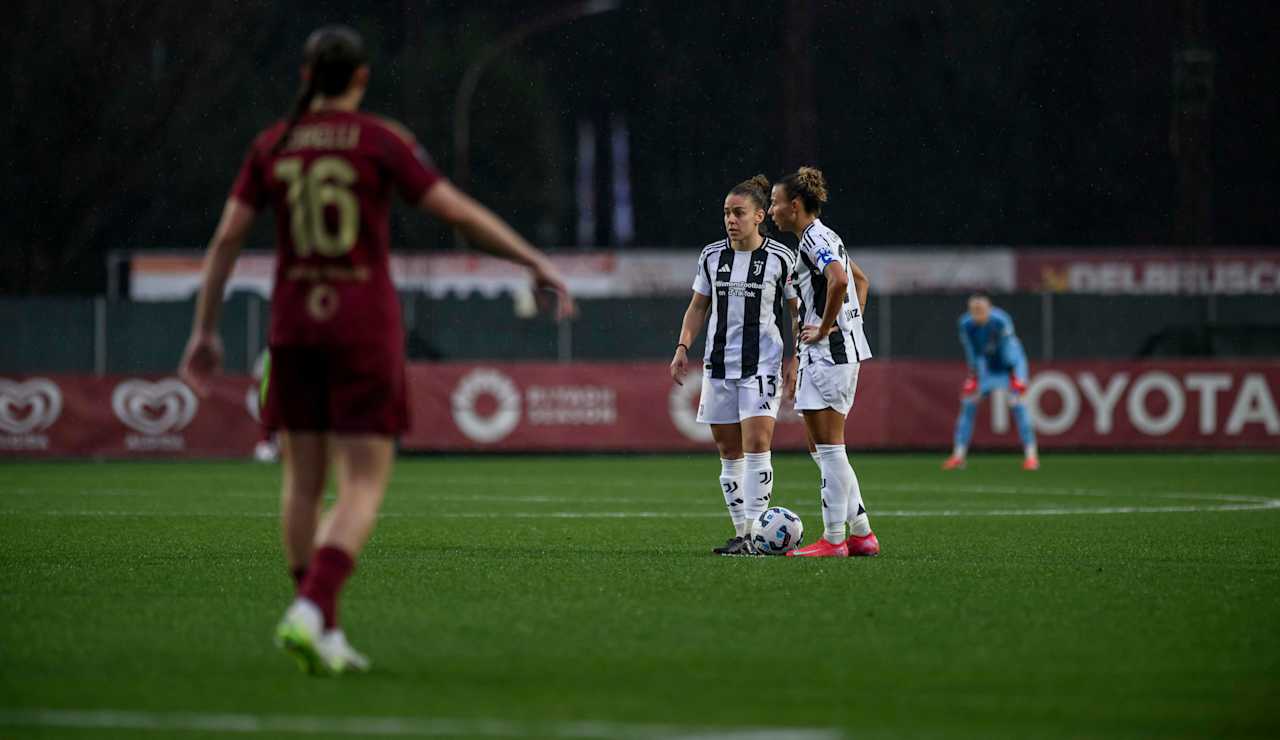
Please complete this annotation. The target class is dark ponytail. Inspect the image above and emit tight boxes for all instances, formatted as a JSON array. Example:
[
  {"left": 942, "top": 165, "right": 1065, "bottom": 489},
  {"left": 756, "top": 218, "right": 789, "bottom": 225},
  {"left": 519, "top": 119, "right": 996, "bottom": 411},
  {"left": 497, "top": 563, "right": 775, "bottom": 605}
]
[
  {"left": 271, "top": 77, "right": 317, "bottom": 154},
  {"left": 270, "top": 25, "right": 368, "bottom": 154}
]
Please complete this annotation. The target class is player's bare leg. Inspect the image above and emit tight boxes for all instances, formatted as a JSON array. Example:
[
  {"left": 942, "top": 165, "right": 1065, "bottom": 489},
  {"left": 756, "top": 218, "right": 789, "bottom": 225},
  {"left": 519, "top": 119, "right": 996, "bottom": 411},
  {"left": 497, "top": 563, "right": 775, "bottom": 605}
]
[
  {"left": 710, "top": 424, "right": 753, "bottom": 555},
  {"left": 279, "top": 432, "right": 327, "bottom": 589},
  {"left": 317, "top": 435, "right": 393, "bottom": 554},
  {"left": 279, "top": 435, "right": 392, "bottom": 674},
  {"left": 274, "top": 431, "right": 333, "bottom": 674}
]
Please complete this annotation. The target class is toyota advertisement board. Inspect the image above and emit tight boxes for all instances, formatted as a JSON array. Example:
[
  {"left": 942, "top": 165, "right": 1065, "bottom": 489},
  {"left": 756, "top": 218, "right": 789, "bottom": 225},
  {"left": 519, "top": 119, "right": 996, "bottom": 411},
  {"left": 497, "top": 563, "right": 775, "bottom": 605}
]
[
  {"left": 413, "top": 361, "right": 1280, "bottom": 451},
  {"left": 3, "top": 361, "right": 1278, "bottom": 457}
]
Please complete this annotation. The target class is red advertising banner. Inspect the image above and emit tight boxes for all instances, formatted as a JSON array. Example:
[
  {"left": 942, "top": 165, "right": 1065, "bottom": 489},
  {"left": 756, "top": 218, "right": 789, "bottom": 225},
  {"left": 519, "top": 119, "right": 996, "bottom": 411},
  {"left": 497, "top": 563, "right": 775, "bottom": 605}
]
[
  {"left": 3, "top": 361, "right": 1278, "bottom": 457},
  {"left": 0, "top": 375, "right": 260, "bottom": 458},
  {"left": 406, "top": 361, "right": 1280, "bottom": 452},
  {"left": 1017, "top": 249, "right": 1280, "bottom": 294}
]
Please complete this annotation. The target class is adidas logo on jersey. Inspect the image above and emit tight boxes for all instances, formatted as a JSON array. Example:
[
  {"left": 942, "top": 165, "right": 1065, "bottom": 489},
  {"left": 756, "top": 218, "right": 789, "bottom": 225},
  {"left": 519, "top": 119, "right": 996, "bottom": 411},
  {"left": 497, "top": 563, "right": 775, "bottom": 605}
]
[
  {"left": 758, "top": 401, "right": 772, "bottom": 411},
  {"left": 718, "top": 264, "right": 732, "bottom": 273}
]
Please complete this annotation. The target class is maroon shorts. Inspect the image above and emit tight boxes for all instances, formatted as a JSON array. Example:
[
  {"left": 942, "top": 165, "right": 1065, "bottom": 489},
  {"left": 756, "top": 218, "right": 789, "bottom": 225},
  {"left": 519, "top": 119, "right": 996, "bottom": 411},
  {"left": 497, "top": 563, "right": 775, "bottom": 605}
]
[{"left": 262, "top": 344, "right": 408, "bottom": 436}]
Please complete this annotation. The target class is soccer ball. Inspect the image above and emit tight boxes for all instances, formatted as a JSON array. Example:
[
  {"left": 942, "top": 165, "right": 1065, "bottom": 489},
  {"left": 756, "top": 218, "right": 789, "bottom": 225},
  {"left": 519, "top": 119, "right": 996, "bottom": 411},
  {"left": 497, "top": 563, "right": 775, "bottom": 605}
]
[{"left": 752, "top": 506, "right": 804, "bottom": 555}]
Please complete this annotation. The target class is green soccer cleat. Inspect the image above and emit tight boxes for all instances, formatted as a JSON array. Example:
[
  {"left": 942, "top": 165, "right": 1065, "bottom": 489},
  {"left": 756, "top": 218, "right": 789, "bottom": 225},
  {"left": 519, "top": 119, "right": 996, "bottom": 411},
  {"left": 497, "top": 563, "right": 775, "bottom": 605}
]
[{"left": 274, "top": 599, "right": 331, "bottom": 676}]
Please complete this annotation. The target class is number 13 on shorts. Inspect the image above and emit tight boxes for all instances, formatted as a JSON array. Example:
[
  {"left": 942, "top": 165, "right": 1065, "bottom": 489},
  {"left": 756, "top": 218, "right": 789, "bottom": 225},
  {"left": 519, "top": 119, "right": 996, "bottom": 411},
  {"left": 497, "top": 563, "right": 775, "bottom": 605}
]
[
  {"left": 743, "top": 374, "right": 781, "bottom": 419},
  {"left": 695, "top": 374, "right": 783, "bottom": 424}
]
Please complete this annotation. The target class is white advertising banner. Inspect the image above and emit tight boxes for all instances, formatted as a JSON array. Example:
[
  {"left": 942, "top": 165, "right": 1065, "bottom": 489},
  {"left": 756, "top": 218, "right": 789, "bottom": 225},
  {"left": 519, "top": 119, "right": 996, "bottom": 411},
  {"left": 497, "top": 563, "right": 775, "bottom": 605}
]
[{"left": 126, "top": 248, "right": 1017, "bottom": 301}]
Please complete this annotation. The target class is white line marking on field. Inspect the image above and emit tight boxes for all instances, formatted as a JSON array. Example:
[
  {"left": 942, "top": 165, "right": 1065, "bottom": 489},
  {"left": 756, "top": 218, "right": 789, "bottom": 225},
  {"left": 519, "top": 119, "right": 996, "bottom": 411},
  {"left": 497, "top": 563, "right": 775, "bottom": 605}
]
[
  {"left": 0, "top": 709, "right": 844, "bottom": 740},
  {"left": 4, "top": 486, "right": 1279, "bottom": 521}
]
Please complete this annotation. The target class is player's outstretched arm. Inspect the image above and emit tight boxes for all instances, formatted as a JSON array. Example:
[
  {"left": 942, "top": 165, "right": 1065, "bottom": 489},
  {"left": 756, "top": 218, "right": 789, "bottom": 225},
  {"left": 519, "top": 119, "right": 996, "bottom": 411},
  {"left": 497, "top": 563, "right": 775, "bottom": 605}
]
[
  {"left": 179, "top": 198, "right": 256, "bottom": 396},
  {"left": 671, "top": 292, "right": 711, "bottom": 385},
  {"left": 420, "top": 181, "right": 576, "bottom": 320}
]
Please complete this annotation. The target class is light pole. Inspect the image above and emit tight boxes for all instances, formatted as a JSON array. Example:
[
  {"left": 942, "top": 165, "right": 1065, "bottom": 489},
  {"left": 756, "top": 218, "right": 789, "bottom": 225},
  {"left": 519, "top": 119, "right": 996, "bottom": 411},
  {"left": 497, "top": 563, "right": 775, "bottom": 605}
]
[{"left": 452, "top": 0, "right": 621, "bottom": 198}]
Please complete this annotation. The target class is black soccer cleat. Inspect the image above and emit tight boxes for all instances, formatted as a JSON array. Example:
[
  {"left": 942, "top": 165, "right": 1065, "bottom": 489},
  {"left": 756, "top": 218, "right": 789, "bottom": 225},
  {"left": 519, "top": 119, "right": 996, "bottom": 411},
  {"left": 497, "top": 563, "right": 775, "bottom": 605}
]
[
  {"left": 713, "top": 536, "right": 761, "bottom": 557},
  {"left": 712, "top": 536, "right": 741, "bottom": 555}
]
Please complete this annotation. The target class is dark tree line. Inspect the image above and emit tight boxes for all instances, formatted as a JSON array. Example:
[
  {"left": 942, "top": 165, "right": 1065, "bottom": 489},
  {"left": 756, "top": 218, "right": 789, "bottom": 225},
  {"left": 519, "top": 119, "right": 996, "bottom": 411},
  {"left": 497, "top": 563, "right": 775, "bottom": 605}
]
[{"left": 2, "top": 0, "right": 1277, "bottom": 294}]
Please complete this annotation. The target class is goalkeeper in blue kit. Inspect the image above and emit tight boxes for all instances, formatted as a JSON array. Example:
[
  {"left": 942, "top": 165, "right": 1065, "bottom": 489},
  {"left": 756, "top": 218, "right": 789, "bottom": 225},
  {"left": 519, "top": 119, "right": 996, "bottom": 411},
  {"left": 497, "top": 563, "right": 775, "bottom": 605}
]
[{"left": 943, "top": 291, "right": 1039, "bottom": 471}]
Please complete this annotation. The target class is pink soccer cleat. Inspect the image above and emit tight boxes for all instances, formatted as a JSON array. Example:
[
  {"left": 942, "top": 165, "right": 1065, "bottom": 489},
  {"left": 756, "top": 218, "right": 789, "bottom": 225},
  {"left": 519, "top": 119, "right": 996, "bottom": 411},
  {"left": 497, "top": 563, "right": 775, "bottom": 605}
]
[
  {"left": 845, "top": 532, "right": 880, "bottom": 557},
  {"left": 787, "top": 538, "right": 849, "bottom": 558},
  {"left": 942, "top": 455, "right": 966, "bottom": 471},
  {"left": 1022, "top": 456, "right": 1040, "bottom": 471}
]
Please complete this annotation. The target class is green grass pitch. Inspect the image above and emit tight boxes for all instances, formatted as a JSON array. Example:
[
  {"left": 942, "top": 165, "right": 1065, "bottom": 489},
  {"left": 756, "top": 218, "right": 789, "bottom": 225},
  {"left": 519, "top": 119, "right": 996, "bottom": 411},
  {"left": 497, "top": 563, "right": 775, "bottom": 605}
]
[{"left": 1, "top": 453, "right": 1278, "bottom": 739}]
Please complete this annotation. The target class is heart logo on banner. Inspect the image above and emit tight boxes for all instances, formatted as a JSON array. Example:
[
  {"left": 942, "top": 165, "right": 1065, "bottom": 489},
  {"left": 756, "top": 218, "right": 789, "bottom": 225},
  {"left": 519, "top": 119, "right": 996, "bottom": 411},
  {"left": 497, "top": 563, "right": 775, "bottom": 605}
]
[
  {"left": 111, "top": 379, "right": 198, "bottom": 436},
  {"left": 0, "top": 378, "right": 63, "bottom": 435}
]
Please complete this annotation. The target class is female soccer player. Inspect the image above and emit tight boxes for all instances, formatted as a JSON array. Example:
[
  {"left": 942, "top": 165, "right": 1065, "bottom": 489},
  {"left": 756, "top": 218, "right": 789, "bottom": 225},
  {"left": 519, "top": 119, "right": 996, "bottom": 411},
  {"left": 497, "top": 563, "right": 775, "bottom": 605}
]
[
  {"left": 178, "top": 26, "right": 574, "bottom": 675},
  {"left": 769, "top": 167, "right": 880, "bottom": 558},
  {"left": 943, "top": 291, "right": 1039, "bottom": 470},
  {"left": 670, "top": 175, "right": 797, "bottom": 556}
]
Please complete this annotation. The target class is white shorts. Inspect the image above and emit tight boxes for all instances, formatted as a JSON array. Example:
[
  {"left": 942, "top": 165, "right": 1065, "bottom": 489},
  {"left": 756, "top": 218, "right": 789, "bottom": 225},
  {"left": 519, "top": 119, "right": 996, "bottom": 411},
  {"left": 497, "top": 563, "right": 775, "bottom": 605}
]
[
  {"left": 696, "top": 374, "right": 782, "bottom": 424},
  {"left": 795, "top": 360, "right": 860, "bottom": 416}
]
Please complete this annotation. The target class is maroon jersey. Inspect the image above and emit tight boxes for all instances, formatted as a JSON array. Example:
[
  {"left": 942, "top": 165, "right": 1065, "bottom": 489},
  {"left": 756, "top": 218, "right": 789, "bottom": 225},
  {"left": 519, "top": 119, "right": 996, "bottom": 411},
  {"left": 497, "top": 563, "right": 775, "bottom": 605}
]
[{"left": 230, "top": 110, "right": 441, "bottom": 348}]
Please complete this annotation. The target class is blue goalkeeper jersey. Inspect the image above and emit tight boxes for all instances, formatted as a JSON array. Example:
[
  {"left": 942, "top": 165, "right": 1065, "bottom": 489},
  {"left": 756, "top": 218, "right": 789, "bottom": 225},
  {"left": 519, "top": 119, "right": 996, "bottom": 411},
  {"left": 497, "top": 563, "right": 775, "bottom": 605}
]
[{"left": 958, "top": 307, "right": 1026, "bottom": 376}]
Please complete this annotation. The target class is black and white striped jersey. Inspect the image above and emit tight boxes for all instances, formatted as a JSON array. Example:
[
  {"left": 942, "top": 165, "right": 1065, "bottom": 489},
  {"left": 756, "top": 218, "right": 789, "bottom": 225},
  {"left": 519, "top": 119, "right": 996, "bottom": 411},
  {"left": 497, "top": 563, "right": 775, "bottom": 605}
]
[
  {"left": 692, "top": 237, "right": 796, "bottom": 379},
  {"left": 792, "top": 219, "right": 873, "bottom": 367}
]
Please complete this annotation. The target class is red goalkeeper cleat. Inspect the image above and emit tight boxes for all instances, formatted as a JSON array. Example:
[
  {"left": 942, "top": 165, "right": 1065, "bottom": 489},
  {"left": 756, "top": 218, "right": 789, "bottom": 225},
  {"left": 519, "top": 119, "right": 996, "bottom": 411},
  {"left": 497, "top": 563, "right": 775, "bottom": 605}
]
[
  {"left": 845, "top": 532, "right": 881, "bottom": 557},
  {"left": 942, "top": 455, "right": 966, "bottom": 470},
  {"left": 1010, "top": 373, "right": 1028, "bottom": 395},
  {"left": 786, "top": 538, "right": 849, "bottom": 558},
  {"left": 961, "top": 375, "right": 978, "bottom": 396},
  {"left": 1022, "top": 455, "right": 1040, "bottom": 471}
]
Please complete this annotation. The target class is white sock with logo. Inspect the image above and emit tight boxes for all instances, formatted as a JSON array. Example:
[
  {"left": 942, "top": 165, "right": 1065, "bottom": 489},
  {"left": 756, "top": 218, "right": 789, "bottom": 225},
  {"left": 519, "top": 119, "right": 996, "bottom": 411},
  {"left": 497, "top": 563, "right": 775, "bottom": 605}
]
[
  {"left": 719, "top": 457, "right": 747, "bottom": 537},
  {"left": 846, "top": 464, "right": 872, "bottom": 537},
  {"left": 743, "top": 451, "right": 773, "bottom": 536},
  {"left": 815, "top": 444, "right": 852, "bottom": 544}
]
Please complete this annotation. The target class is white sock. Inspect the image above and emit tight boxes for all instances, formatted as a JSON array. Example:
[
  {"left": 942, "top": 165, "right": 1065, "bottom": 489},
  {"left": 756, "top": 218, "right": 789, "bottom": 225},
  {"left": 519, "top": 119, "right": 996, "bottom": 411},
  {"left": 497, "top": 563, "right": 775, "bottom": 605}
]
[
  {"left": 952, "top": 444, "right": 967, "bottom": 459},
  {"left": 1025, "top": 443, "right": 1038, "bottom": 459},
  {"left": 743, "top": 451, "right": 773, "bottom": 536},
  {"left": 846, "top": 464, "right": 872, "bottom": 537},
  {"left": 719, "top": 457, "right": 747, "bottom": 537},
  {"left": 815, "top": 444, "right": 852, "bottom": 544}
]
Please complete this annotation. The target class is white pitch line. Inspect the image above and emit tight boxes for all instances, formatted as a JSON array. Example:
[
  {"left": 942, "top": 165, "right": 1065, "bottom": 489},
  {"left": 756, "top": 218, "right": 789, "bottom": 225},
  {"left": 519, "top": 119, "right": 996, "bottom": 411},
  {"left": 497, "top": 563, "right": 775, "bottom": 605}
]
[
  {"left": 0, "top": 709, "right": 843, "bottom": 740},
  {"left": 3, "top": 487, "right": 1279, "bottom": 520},
  {"left": 873, "top": 501, "right": 1280, "bottom": 517}
]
